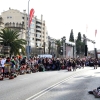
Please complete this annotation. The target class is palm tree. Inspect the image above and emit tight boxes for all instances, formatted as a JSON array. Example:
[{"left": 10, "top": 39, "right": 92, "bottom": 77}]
[{"left": 0, "top": 28, "right": 27, "bottom": 55}]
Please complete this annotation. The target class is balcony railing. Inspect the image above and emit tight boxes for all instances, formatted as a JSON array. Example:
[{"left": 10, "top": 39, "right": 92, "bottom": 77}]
[
  {"left": 36, "top": 23, "right": 41, "bottom": 27},
  {"left": 5, "top": 22, "right": 25, "bottom": 29},
  {"left": 36, "top": 28, "right": 41, "bottom": 31}
]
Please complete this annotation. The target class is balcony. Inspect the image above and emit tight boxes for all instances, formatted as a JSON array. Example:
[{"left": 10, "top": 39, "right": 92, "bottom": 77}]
[
  {"left": 36, "top": 32, "right": 41, "bottom": 34},
  {"left": 36, "top": 28, "right": 41, "bottom": 31},
  {"left": 36, "top": 25, "right": 41, "bottom": 29},
  {"left": 5, "top": 22, "right": 25, "bottom": 29},
  {"left": 36, "top": 21, "right": 42, "bottom": 25},
  {"left": 36, "top": 23, "right": 41, "bottom": 27},
  {"left": 36, "top": 30, "right": 41, "bottom": 33},
  {"left": 36, "top": 35, "right": 41, "bottom": 40},
  {"left": 36, "top": 38, "right": 41, "bottom": 41}
]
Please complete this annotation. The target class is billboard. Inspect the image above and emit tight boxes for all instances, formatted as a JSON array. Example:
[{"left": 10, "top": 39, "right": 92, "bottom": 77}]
[{"left": 66, "top": 45, "right": 73, "bottom": 58}]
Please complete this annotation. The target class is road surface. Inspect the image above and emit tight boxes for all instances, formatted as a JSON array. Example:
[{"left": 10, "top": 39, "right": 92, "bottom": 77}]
[{"left": 0, "top": 67, "right": 100, "bottom": 100}]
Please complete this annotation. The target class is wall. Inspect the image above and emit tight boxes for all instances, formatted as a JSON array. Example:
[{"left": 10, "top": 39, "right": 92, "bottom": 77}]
[{"left": 66, "top": 45, "right": 73, "bottom": 58}]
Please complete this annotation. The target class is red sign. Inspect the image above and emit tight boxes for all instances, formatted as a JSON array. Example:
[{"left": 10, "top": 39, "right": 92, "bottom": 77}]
[{"left": 29, "top": 8, "right": 35, "bottom": 27}]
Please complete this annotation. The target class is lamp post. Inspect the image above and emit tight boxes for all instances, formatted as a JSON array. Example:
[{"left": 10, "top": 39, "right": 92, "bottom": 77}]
[
  {"left": 27, "top": 0, "right": 31, "bottom": 59},
  {"left": 36, "top": 46, "right": 38, "bottom": 55}
]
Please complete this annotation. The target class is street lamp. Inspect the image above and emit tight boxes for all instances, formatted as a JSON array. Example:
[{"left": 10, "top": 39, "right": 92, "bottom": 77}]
[
  {"left": 36, "top": 45, "right": 39, "bottom": 55},
  {"left": 27, "top": 0, "right": 31, "bottom": 59}
]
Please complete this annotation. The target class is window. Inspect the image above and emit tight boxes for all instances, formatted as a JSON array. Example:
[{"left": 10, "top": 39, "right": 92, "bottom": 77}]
[
  {"left": 7, "top": 16, "right": 12, "bottom": 18},
  {"left": 31, "top": 24, "right": 34, "bottom": 28},
  {"left": 32, "top": 19, "right": 34, "bottom": 22},
  {"left": 22, "top": 17, "right": 24, "bottom": 19},
  {"left": 36, "top": 34, "right": 41, "bottom": 38},
  {"left": 22, "top": 21, "right": 24, "bottom": 25}
]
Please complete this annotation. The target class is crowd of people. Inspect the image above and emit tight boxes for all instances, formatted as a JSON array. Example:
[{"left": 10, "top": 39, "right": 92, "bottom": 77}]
[{"left": 0, "top": 55, "right": 99, "bottom": 80}]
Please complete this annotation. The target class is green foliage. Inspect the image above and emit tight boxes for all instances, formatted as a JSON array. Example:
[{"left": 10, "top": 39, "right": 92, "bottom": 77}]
[
  {"left": 76, "top": 32, "right": 82, "bottom": 55},
  {"left": 69, "top": 29, "right": 74, "bottom": 42},
  {"left": 55, "top": 39, "right": 62, "bottom": 54},
  {"left": 0, "top": 28, "right": 27, "bottom": 55},
  {"left": 77, "top": 32, "right": 81, "bottom": 41},
  {"left": 81, "top": 34, "right": 86, "bottom": 53},
  {"left": 76, "top": 32, "right": 86, "bottom": 56}
]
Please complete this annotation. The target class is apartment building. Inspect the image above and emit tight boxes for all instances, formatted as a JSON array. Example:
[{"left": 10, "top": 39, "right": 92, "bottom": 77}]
[
  {"left": 0, "top": 16, "right": 4, "bottom": 31},
  {"left": 31, "top": 15, "right": 48, "bottom": 55},
  {"left": 1, "top": 8, "right": 27, "bottom": 40},
  {"left": 1, "top": 8, "right": 48, "bottom": 55}
]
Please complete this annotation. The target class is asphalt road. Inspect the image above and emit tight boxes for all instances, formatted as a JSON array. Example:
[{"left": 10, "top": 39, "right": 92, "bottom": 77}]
[{"left": 0, "top": 67, "right": 100, "bottom": 100}]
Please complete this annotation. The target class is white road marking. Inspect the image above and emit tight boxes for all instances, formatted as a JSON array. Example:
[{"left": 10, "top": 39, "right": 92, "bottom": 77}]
[{"left": 26, "top": 71, "right": 86, "bottom": 100}]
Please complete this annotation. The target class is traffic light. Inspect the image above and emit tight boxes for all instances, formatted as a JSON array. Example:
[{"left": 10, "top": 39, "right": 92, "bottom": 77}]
[{"left": 85, "top": 45, "right": 87, "bottom": 56}]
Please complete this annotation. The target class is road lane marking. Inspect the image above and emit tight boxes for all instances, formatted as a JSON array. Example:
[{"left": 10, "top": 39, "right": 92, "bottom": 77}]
[{"left": 26, "top": 70, "right": 88, "bottom": 100}]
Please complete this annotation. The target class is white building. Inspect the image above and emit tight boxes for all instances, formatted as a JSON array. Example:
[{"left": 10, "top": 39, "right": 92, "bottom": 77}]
[
  {"left": 1, "top": 8, "right": 27, "bottom": 40},
  {"left": 1, "top": 8, "right": 48, "bottom": 55},
  {"left": 30, "top": 15, "right": 48, "bottom": 55},
  {"left": 0, "top": 16, "right": 4, "bottom": 31}
]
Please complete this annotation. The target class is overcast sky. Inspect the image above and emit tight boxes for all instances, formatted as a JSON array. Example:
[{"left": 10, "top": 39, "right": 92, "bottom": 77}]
[{"left": 0, "top": 0, "right": 100, "bottom": 50}]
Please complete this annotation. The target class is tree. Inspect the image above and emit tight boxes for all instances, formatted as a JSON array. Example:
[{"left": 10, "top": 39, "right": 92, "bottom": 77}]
[
  {"left": 0, "top": 28, "right": 27, "bottom": 55},
  {"left": 81, "top": 34, "right": 86, "bottom": 54},
  {"left": 69, "top": 29, "right": 74, "bottom": 42},
  {"left": 76, "top": 32, "right": 82, "bottom": 55},
  {"left": 55, "top": 39, "right": 62, "bottom": 56},
  {"left": 77, "top": 32, "right": 82, "bottom": 41}
]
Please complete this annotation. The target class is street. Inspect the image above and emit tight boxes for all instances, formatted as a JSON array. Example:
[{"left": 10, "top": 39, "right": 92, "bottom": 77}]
[{"left": 0, "top": 67, "right": 100, "bottom": 100}]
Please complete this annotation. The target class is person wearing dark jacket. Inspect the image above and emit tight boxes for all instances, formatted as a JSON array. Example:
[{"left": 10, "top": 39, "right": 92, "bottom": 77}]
[
  {"left": 56, "top": 58, "right": 60, "bottom": 70},
  {"left": 72, "top": 60, "right": 76, "bottom": 71},
  {"left": 67, "top": 59, "right": 72, "bottom": 71}
]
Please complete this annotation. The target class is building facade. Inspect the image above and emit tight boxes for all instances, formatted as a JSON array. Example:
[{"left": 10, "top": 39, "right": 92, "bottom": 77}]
[
  {"left": 0, "top": 16, "right": 4, "bottom": 31},
  {"left": 1, "top": 8, "right": 27, "bottom": 40},
  {"left": 1, "top": 8, "right": 48, "bottom": 56},
  {"left": 31, "top": 15, "right": 48, "bottom": 55}
]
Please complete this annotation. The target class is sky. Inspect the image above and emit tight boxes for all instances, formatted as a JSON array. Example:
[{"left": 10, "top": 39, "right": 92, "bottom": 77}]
[{"left": 0, "top": 0, "right": 100, "bottom": 51}]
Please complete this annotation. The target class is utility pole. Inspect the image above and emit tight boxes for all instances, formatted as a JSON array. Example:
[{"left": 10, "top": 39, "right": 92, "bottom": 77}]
[
  {"left": 82, "top": 37, "right": 96, "bottom": 58},
  {"left": 27, "top": 0, "right": 31, "bottom": 59},
  {"left": 43, "top": 42, "right": 45, "bottom": 54}
]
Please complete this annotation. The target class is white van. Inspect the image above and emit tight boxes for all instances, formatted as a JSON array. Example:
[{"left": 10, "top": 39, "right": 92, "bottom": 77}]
[{"left": 38, "top": 54, "right": 52, "bottom": 58}]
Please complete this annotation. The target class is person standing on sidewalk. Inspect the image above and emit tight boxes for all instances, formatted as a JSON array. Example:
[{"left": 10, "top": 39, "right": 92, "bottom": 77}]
[
  {"left": 1, "top": 56, "right": 6, "bottom": 77},
  {"left": 94, "top": 59, "right": 98, "bottom": 69}
]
